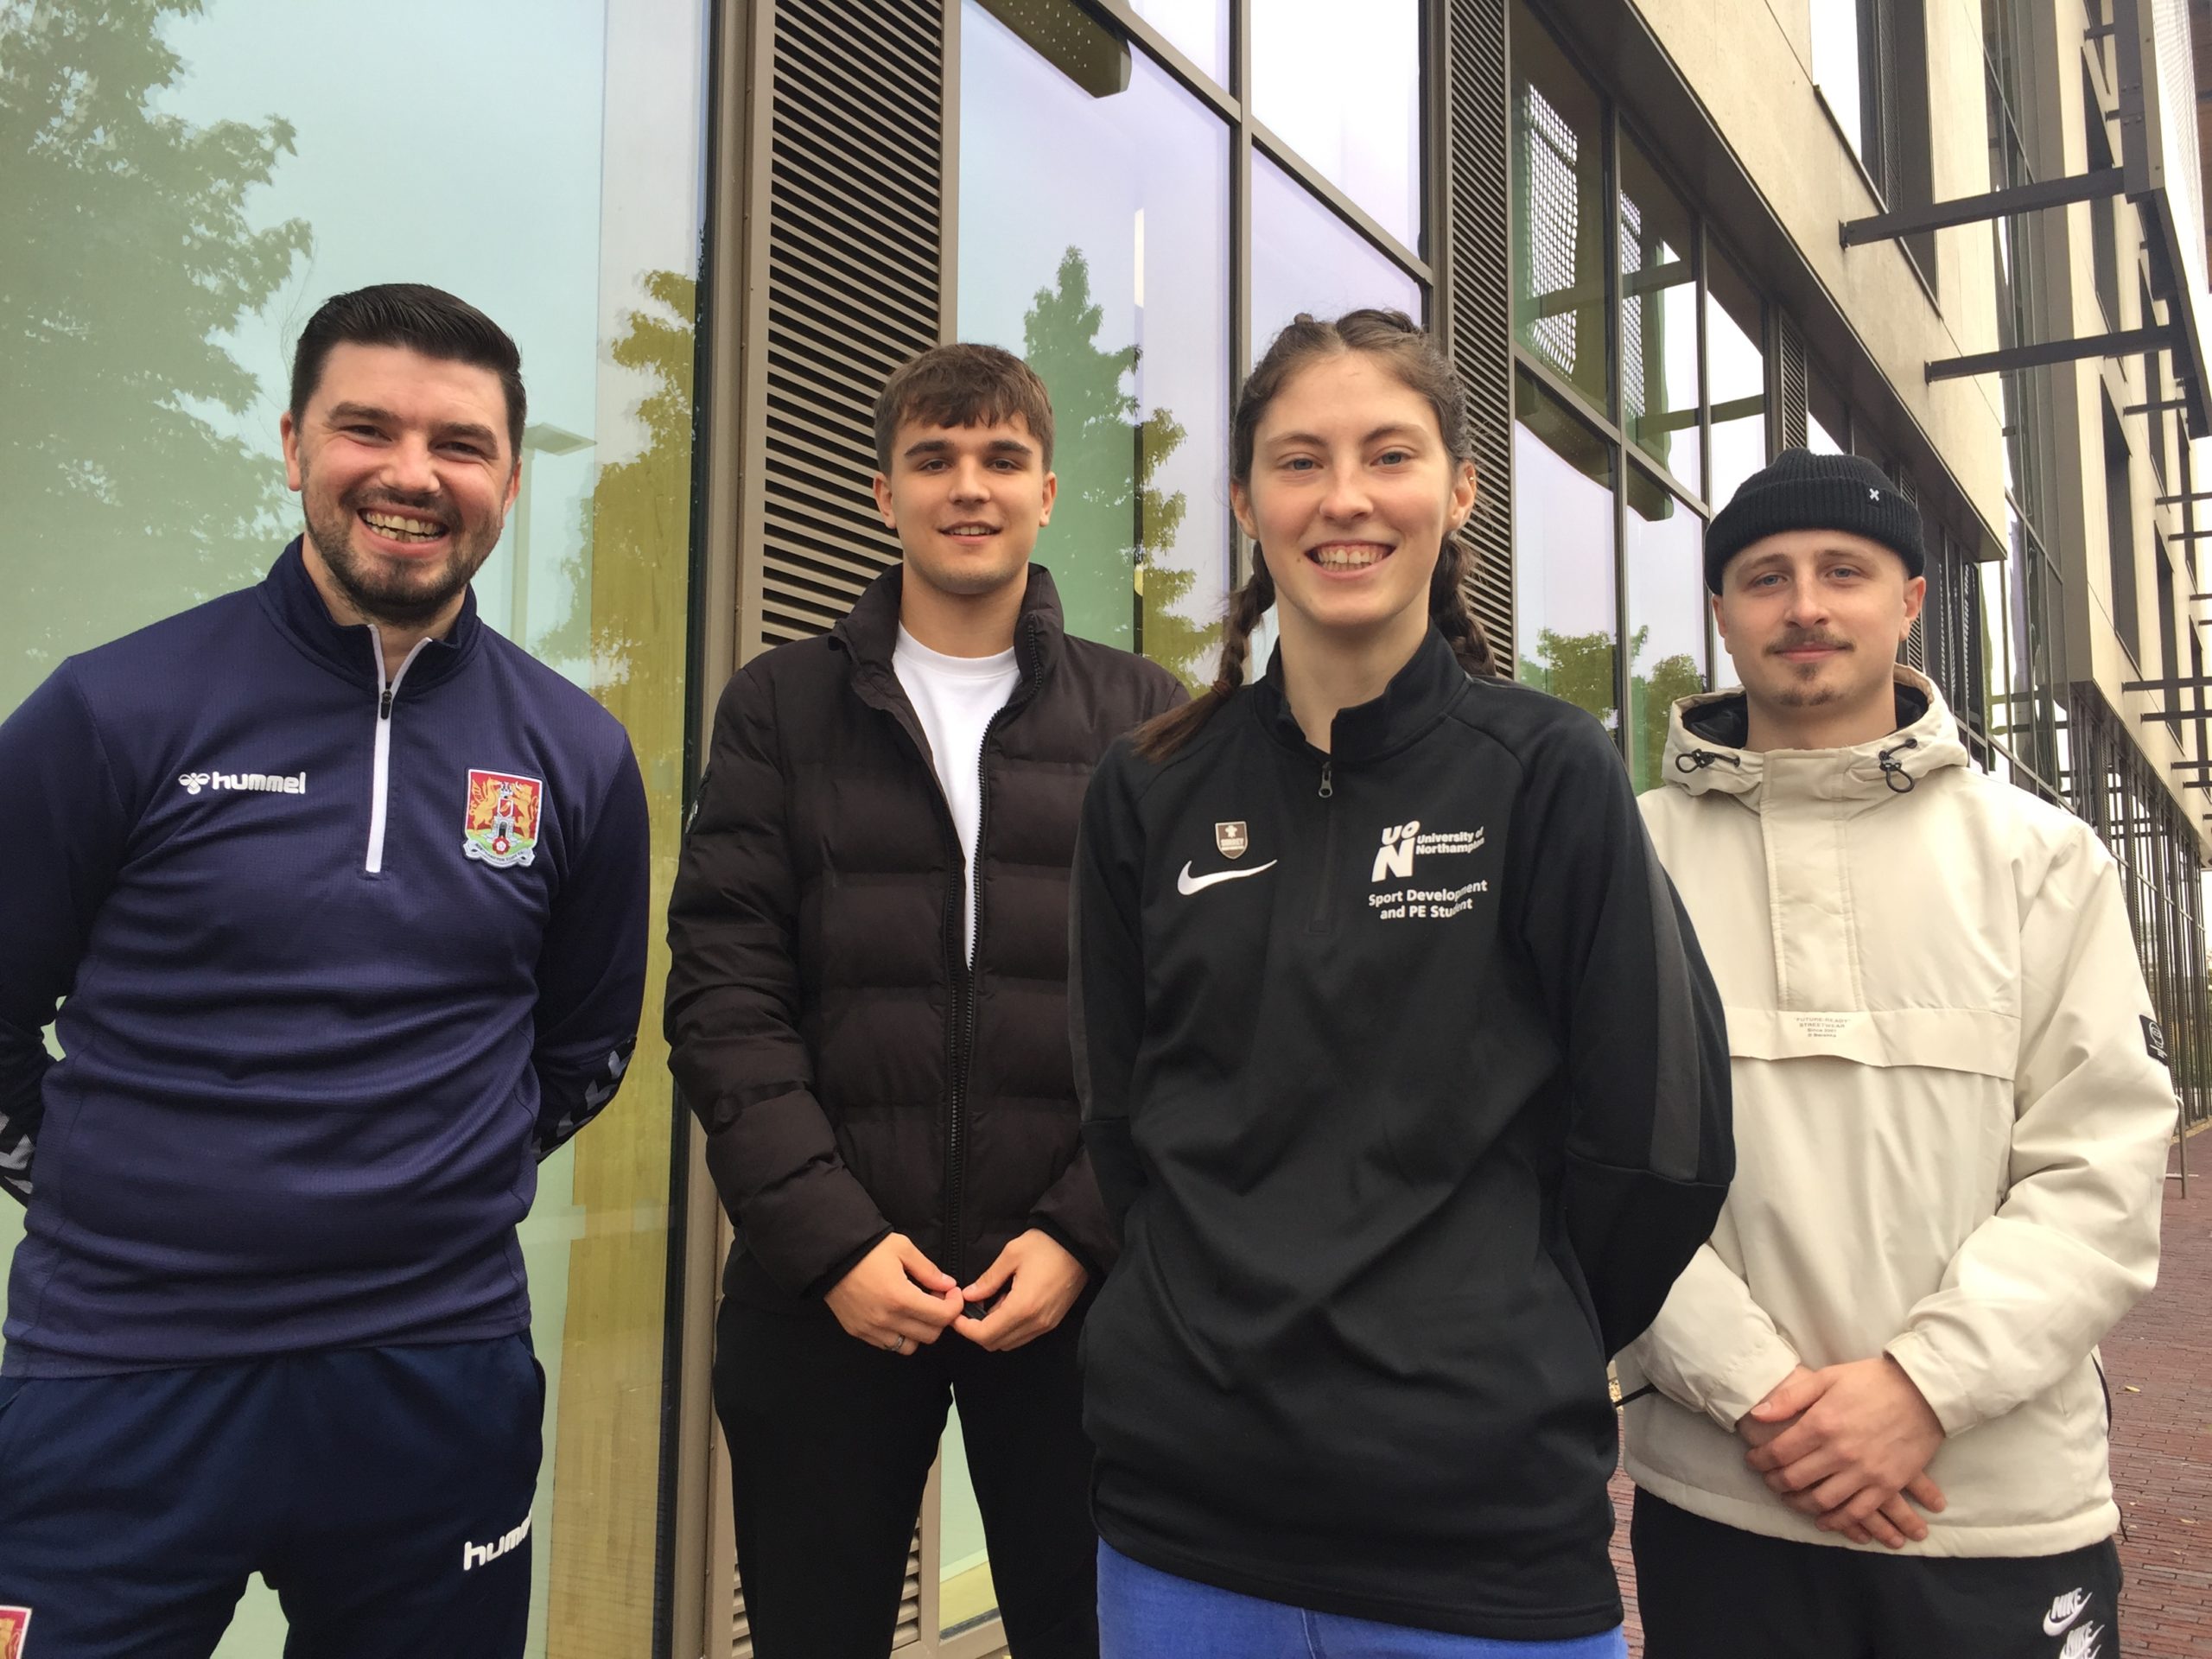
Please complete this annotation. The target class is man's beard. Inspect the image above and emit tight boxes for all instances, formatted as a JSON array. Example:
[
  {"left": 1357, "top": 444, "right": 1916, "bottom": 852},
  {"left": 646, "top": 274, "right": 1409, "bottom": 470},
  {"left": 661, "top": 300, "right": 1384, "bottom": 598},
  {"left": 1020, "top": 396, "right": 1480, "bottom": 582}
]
[
  {"left": 302, "top": 474, "right": 499, "bottom": 628},
  {"left": 1765, "top": 632, "right": 1853, "bottom": 708}
]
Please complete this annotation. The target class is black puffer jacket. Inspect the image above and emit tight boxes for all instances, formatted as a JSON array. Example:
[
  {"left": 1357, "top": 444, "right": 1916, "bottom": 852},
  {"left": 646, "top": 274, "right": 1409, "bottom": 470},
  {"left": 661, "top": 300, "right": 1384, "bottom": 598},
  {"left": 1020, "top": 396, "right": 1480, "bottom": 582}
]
[{"left": 667, "top": 565, "right": 1185, "bottom": 1302}]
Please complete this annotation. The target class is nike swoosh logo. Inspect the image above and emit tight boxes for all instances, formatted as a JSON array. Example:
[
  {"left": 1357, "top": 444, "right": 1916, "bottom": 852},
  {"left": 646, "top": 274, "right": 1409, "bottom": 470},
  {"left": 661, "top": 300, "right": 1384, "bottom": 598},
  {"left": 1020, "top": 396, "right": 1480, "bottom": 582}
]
[
  {"left": 2044, "top": 1591, "right": 2091, "bottom": 1637},
  {"left": 1176, "top": 859, "right": 1279, "bottom": 895}
]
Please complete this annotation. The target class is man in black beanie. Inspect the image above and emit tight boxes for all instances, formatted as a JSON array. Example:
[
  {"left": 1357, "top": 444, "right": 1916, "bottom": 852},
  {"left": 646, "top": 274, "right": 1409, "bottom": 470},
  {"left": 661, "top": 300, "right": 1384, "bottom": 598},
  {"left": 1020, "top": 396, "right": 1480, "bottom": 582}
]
[{"left": 1617, "top": 449, "right": 2171, "bottom": 1656}]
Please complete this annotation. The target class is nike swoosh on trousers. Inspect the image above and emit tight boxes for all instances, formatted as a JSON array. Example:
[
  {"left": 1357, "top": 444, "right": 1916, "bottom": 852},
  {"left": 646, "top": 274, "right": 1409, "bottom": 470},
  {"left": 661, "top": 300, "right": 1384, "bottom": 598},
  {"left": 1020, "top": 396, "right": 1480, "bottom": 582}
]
[{"left": 1176, "top": 860, "right": 1280, "bottom": 895}]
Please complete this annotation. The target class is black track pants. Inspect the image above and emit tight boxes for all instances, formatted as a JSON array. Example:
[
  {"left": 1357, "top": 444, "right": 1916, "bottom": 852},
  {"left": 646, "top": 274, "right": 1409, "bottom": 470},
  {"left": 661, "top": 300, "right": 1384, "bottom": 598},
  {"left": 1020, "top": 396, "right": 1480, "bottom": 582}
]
[
  {"left": 1631, "top": 1489, "right": 2123, "bottom": 1659},
  {"left": 715, "top": 1290, "right": 1097, "bottom": 1659}
]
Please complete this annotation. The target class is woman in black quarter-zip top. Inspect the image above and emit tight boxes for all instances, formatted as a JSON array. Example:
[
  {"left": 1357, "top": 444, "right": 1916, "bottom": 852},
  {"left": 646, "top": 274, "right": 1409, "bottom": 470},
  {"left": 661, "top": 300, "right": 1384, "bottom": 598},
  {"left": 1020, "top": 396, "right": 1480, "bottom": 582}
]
[{"left": 1070, "top": 309, "right": 1733, "bottom": 1658}]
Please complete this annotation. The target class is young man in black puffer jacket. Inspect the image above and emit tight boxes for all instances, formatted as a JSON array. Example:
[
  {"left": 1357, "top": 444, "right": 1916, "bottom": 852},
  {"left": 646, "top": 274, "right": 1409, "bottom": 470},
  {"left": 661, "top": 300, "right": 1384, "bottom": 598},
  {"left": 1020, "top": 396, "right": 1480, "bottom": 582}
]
[{"left": 666, "top": 343, "right": 1184, "bottom": 1659}]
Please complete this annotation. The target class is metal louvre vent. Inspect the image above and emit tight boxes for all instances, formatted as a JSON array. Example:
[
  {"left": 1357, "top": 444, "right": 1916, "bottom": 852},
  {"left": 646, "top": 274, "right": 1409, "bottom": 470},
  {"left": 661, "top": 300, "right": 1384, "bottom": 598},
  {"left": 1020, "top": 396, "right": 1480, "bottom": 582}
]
[
  {"left": 758, "top": 0, "right": 944, "bottom": 648},
  {"left": 1896, "top": 472, "right": 1926, "bottom": 671},
  {"left": 1445, "top": 0, "right": 1516, "bottom": 659},
  {"left": 1777, "top": 313, "right": 1809, "bottom": 453}
]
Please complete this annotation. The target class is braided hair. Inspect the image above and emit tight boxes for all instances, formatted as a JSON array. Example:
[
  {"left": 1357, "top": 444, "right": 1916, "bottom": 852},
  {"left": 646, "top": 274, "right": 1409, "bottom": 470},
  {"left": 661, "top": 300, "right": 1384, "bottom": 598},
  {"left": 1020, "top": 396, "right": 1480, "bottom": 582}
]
[{"left": 1135, "top": 308, "right": 1502, "bottom": 761}]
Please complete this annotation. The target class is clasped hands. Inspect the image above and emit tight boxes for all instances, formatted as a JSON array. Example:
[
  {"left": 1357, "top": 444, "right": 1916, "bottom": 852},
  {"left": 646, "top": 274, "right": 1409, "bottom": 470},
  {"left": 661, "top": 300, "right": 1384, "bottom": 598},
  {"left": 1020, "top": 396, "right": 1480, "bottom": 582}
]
[
  {"left": 824, "top": 1228, "right": 1087, "bottom": 1356},
  {"left": 1737, "top": 1357, "right": 1948, "bottom": 1551}
]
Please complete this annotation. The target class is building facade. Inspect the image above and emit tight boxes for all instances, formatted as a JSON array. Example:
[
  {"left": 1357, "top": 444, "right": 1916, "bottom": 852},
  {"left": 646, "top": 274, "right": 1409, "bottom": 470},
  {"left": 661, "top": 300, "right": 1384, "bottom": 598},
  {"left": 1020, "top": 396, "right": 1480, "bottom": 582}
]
[{"left": 2, "top": 2, "right": 2207, "bottom": 1655}]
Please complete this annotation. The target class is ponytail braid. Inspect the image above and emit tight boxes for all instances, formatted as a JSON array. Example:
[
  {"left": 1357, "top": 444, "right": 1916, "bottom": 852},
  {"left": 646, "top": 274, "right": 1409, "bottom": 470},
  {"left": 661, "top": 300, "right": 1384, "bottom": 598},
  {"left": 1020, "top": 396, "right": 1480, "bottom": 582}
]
[
  {"left": 1133, "top": 554, "right": 1276, "bottom": 760},
  {"left": 1431, "top": 532, "right": 1505, "bottom": 681}
]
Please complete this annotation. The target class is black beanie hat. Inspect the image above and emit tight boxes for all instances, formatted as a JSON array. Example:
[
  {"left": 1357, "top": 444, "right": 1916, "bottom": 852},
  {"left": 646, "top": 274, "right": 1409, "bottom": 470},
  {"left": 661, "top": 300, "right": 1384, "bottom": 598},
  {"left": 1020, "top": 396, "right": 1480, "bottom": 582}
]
[{"left": 1705, "top": 448, "right": 1926, "bottom": 593}]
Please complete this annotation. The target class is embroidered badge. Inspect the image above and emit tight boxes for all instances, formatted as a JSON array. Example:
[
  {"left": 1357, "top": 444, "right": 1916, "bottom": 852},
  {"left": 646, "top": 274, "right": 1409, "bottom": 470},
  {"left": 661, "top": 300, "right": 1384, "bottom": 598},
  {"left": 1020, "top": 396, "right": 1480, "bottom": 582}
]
[
  {"left": 463, "top": 770, "right": 545, "bottom": 869},
  {"left": 0, "top": 1606, "right": 29, "bottom": 1659},
  {"left": 1215, "top": 821, "right": 1249, "bottom": 859}
]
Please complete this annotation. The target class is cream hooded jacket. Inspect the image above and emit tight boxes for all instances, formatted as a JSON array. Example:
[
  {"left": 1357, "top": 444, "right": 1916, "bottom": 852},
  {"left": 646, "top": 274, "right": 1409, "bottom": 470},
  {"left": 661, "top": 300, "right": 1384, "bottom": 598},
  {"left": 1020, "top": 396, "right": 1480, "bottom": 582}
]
[{"left": 1618, "top": 669, "right": 2171, "bottom": 1558}]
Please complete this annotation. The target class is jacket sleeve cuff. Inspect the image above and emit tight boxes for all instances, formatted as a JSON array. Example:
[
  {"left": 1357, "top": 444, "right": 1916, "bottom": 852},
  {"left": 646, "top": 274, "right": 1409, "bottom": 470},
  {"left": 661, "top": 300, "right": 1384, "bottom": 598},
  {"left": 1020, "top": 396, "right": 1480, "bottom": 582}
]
[
  {"left": 1701, "top": 1340, "right": 1804, "bottom": 1433},
  {"left": 1883, "top": 1331, "right": 1974, "bottom": 1436},
  {"left": 800, "top": 1225, "right": 895, "bottom": 1301}
]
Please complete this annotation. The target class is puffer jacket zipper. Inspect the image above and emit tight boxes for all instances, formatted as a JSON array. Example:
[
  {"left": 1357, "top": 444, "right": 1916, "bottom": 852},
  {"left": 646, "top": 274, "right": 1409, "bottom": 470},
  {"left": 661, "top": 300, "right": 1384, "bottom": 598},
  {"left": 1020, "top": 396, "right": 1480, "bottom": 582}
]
[{"left": 944, "top": 614, "right": 1045, "bottom": 1287}]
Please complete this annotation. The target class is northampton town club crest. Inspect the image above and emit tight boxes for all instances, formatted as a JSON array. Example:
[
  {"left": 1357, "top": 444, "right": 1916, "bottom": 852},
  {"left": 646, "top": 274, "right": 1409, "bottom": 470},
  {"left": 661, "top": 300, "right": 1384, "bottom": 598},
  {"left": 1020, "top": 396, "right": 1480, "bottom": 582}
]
[
  {"left": 0, "top": 1606, "right": 29, "bottom": 1659},
  {"left": 463, "top": 769, "right": 546, "bottom": 869}
]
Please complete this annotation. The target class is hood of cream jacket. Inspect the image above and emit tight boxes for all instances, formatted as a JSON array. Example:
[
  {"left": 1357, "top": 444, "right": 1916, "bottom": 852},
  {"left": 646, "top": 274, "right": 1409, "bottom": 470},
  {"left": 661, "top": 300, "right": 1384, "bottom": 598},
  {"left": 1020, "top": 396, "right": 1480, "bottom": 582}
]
[{"left": 1619, "top": 668, "right": 2172, "bottom": 1558}]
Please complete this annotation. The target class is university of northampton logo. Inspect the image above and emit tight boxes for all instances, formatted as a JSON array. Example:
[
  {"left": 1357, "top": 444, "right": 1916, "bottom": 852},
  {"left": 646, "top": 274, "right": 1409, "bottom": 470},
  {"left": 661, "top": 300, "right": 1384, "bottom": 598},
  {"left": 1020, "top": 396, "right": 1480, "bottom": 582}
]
[
  {"left": 463, "top": 770, "right": 545, "bottom": 868},
  {"left": 1215, "top": 821, "right": 1249, "bottom": 859},
  {"left": 0, "top": 1606, "right": 29, "bottom": 1659}
]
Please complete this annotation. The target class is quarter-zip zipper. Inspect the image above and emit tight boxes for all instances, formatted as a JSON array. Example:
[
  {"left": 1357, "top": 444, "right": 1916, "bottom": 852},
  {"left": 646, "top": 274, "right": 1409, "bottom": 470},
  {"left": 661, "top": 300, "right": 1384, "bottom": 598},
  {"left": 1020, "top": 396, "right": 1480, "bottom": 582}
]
[
  {"left": 943, "top": 616, "right": 1043, "bottom": 1288},
  {"left": 1308, "top": 756, "right": 1338, "bottom": 931},
  {"left": 365, "top": 632, "right": 433, "bottom": 874}
]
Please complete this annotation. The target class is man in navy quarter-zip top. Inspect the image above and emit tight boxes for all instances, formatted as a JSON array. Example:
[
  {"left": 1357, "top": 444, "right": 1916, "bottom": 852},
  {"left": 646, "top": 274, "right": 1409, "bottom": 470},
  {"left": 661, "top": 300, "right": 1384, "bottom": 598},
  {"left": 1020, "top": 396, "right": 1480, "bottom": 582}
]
[{"left": 0, "top": 285, "right": 649, "bottom": 1657}]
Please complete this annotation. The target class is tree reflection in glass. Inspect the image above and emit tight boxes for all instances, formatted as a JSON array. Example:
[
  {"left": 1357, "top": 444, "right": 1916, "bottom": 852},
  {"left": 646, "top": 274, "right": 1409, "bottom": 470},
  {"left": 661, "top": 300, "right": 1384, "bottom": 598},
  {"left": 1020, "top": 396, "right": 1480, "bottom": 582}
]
[
  {"left": 961, "top": 0, "right": 1230, "bottom": 690},
  {"left": 0, "top": 0, "right": 313, "bottom": 715},
  {"left": 1512, "top": 370, "right": 1618, "bottom": 732}
]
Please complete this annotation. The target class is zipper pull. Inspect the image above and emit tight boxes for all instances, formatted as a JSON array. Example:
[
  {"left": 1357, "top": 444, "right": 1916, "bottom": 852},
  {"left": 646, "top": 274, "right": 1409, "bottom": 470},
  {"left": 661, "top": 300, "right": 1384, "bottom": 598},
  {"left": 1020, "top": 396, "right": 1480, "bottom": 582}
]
[
  {"left": 379, "top": 688, "right": 394, "bottom": 720},
  {"left": 1318, "top": 760, "right": 1333, "bottom": 799}
]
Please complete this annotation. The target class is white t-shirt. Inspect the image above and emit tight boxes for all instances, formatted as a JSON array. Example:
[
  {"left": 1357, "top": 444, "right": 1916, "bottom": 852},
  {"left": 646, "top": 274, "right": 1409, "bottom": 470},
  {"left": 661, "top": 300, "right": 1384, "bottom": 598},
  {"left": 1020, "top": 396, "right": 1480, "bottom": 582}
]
[{"left": 893, "top": 626, "right": 1021, "bottom": 962}]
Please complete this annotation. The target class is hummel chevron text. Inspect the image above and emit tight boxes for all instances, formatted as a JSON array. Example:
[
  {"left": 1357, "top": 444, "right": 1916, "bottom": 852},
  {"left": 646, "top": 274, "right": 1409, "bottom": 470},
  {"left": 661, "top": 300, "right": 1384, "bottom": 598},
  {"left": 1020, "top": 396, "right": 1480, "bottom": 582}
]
[
  {"left": 178, "top": 770, "right": 307, "bottom": 796},
  {"left": 461, "top": 1512, "right": 531, "bottom": 1572},
  {"left": 1176, "top": 860, "right": 1279, "bottom": 895}
]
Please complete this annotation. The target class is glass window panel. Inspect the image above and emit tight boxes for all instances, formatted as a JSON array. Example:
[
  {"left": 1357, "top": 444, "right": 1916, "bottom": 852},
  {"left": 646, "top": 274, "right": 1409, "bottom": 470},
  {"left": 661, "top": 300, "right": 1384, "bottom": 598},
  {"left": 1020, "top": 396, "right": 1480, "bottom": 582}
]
[
  {"left": 1812, "top": 0, "right": 1866, "bottom": 157},
  {"left": 1132, "top": 0, "right": 1227, "bottom": 85},
  {"left": 1707, "top": 251, "right": 1767, "bottom": 508},
  {"left": 961, "top": 0, "right": 1232, "bottom": 692},
  {"left": 1618, "top": 136, "right": 1701, "bottom": 491},
  {"left": 1250, "top": 0, "right": 1421, "bottom": 247},
  {"left": 1511, "top": 0, "right": 1609, "bottom": 411},
  {"left": 1249, "top": 152, "right": 1423, "bottom": 364},
  {"left": 1625, "top": 467, "right": 1710, "bottom": 792},
  {"left": 1808, "top": 374, "right": 1848, "bottom": 455},
  {"left": 0, "top": 3, "right": 708, "bottom": 1652},
  {"left": 1514, "top": 367, "right": 1618, "bottom": 731},
  {"left": 939, "top": 1404, "right": 999, "bottom": 1635}
]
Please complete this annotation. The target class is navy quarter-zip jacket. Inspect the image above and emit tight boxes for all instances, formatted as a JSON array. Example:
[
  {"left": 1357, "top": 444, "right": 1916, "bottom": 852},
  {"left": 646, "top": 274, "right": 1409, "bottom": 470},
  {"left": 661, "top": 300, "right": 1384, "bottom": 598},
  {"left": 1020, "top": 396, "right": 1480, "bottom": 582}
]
[
  {"left": 1070, "top": 628, "right": 1732, "bottom": 1638},
  {"left": 0, "top": 543, "right": 649, "bottom": 1376}
]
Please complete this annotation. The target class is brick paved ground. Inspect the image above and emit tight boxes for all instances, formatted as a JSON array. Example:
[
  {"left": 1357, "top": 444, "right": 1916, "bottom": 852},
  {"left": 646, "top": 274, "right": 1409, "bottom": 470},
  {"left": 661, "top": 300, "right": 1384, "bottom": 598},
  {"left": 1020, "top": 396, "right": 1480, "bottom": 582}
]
[{"left": 1608, "top": 1136, "right": 2212, "bottom": 1656}]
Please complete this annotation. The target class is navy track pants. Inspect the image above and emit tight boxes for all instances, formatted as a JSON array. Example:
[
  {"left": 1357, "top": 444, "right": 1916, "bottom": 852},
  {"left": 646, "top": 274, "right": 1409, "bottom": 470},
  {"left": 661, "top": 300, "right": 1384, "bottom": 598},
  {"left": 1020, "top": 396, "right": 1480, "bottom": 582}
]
[{"left": 0, "top": 1335, "right": 542, "bottom": 1658}]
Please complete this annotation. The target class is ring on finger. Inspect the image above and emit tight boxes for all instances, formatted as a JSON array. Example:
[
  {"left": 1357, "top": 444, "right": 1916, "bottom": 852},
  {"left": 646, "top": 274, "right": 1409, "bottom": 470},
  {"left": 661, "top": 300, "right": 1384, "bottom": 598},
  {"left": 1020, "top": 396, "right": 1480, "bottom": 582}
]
[{"left": 883, "top": 1335, "right": 904, "bottom": 1352}]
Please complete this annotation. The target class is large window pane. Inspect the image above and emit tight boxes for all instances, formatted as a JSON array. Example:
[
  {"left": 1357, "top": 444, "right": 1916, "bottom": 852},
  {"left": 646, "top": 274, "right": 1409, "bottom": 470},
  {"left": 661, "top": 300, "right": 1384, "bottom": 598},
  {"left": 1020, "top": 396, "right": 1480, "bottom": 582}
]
[
  {"left": 1707, "top": 251, "right": 1767, "bottom": 508},
  {"left": 1251, "top": 0, "right": 1421, "bottom": 248},
  {"left": 1250, "top": 152, "right": 1423, "bottom": 364},
  {"left": 1133, "top": 0, "right": 1227, "bottom": 84},
  {"left": 1, "top": 3, "right": 708, "bottom": 1653},
  {"left": 1514, "top": 368, "right": 1618, "bottom": 730},
  {"left": 1618, "top": 136, "right": 1700, "bottom": 491},
  {"left": 1626, "top": 469, "right": 1710, "bottom": 792},
  {"left": 1812, "top": 1, "right": 1867, "bottom": 158},
  {"left": 962, "top": 0, "right": 1232, "bottom": 690},
  {"left": 1512, "top": 0, "right": 1609, "bottom": 412}
]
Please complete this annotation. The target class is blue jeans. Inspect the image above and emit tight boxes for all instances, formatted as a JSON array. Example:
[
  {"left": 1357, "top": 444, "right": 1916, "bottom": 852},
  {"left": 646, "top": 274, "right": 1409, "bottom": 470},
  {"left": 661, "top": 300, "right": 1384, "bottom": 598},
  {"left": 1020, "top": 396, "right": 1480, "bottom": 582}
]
[{"left": 1098, "top": 1541, "right": 1630, "bottom": 1659}]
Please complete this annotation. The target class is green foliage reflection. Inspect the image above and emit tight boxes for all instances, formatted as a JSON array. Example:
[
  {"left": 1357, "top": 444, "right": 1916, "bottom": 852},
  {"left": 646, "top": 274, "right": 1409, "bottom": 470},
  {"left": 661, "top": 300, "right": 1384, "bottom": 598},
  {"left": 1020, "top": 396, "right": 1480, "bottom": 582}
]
[
  {"left": 1021, "top": 246, "right": 1217, "bottom": 689},
  {"left": 1521, "top": 624, "right": 1706, "bottom": 791},
  {"left": 1, "top": 0, "right": 311, "bottom": 711}
]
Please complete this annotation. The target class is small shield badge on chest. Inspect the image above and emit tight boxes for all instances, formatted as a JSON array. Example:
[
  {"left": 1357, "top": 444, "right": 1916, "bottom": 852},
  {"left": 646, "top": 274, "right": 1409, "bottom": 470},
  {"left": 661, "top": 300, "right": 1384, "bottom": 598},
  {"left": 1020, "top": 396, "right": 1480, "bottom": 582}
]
[
  {"left": 464, "top": 769, "right": 545, "bottom": 869},
  {"left": 1215, "top": 821, "right": 1249, "bottom": 859}
]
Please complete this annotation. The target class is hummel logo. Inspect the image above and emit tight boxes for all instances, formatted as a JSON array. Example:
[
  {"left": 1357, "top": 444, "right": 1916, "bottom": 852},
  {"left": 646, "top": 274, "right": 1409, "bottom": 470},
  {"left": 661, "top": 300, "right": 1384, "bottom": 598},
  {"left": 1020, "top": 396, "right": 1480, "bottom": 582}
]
[
  {"left": 178, "top": 769, "right": 307, "bottom": 796},
  {"left": 1176, "top": 860, "right": 1278, "bottom": 895},
  {"left": 2057, "top": 1622, "right": 2104, "bottom": 1659},
  {"left": 2043, "top": 1589, "right": 2090, "bottom": 1636},
  {"left": 462, "top": 1511, "right": 532, "bottom": 1572}
]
